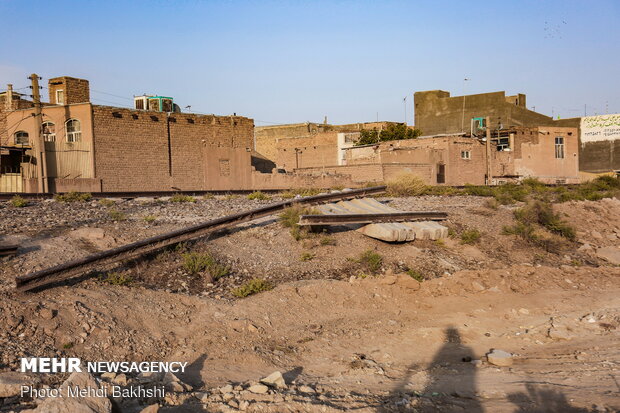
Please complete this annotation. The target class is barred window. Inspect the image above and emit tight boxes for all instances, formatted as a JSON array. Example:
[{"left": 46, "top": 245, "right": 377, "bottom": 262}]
[
  {"left": 14, "top": 130, "right": 29, "bottom": 145},
  {"left": 42, "top": 122, "right": 56, "bottom": 142},
  {"left": 461, "top": 150, "right": 471, "bottom": 160},
  {"left": 66, "top": 119, "right": 82, "bottom": 143},
  {"left": 555, "top": 136, "right": 564, "bottom": 159}
]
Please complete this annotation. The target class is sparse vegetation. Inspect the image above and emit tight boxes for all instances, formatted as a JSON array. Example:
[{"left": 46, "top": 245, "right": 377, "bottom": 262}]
[
  {"left": 182, "top": 251, "right": 230, "bottom": 279},
  {"left": 358, "top": 250, "right": 383, "bottom": 273},
  {"left": 320, "top": 236, "right": 337, "bottom": 246},
  {"left": 224, "top": 194, "right": 239, "bottom": 200},
  {"left": 202, "top": 193, "right": 215, "bottom": 200},
  {"left": 108, "top": 209, "right": 126, "bottom": 221},
  {"left": 143, "top": 215, "right": 157, "bottom": 223},
  {"left": 484, "top": 198, "right": 499, "bottom": 209},
  {"left": 170, "top": 194, "right": 196, "bottom": 203},
  {"left": 279, "top": 205, "right": 319, "bottom": 240},
  {"left": 232, "top": 278, "right": 273, "bottom": 297},
  {"left": 386, "top": 172, "right": 428, "bottom": 196},
  {"left": 101, "top": 271, "right": 133, "bottom": 286},
  {"left": 407, "top": 269, "right": 424, "bottom": 282},
  {"left": 98, "top": 198, "right": 116, "bottom": 207},
  {"left": 416, "top": 175, "right": 620, "bottom": 204},
  {"left": 280, "top": 188, "right": 322, "bottom": 199},
  {"left": 63, "top": 342, "right": 74, "bottom": 350},
  {"left": 300, "top": 252, "right": 315, "bottom": 261},
  {"left": 502, "top": 200, "right": 576, "bottom": 251},
  {"left": 460, "top": 229, "right": 482, "bottom": 244},
  {"left": 55, "top": 192, "right": 92, "bottom": 202},
  {"left": 10, "top": 195, "right": 27, "bottom": 208},
  {"left": 247, "top": 191, "right": 271, "bottom": 201}
]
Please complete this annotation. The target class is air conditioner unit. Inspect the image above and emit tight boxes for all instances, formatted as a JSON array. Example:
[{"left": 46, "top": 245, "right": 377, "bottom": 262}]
[{"left": 134, "top": 96, "right": 149, "bottom": 110}]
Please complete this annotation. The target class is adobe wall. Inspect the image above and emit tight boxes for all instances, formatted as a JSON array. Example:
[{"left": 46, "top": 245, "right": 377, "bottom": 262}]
[
  {"left": 294, "top": 163, "right": 433, "bottom": 185},
  {"left": 276, "top": 132, "right": 339, "bottom": 170},
  {"left": 414, "top": 90, "right": 555, "bottom": 136},
  {"left": 92, "top": 106, "right": 254, "bottom": 191}
]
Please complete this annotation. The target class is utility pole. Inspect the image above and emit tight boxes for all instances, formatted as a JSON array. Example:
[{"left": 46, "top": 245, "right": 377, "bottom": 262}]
[
  {"left": 6, "top": 84, "right": 13, "bottom": 110},
  {"left": 403, "top": 96, "right": 407, "bottom": 125},
  {"left": 29, "top": 73, "right": 48, "bottom": 193},
  {"left": 485, "top": 116, "right": 492, "bottom": 186},
  {"left": 461, "top": 78, "right": 469, "bottom": 133}
]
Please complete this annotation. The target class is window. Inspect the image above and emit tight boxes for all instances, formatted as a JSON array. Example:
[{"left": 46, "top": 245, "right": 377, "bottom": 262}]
[
  {"left": 461, "top": 150, "right": 471, "bottom": 160},
  {"left": 555, "top": 136, "right": 564, "bottom": 159},
  {"left": 42, "top": 122, "right": 56, "bottom": 142},
  {"left": 66, "top": 119, "right": 82, "bottom": 142},
  {"left": 56, "top": 89, "right": 65, "bottom": 105},
  {"left": 14, "top": 131, "right": 29, "bottom": 145}
]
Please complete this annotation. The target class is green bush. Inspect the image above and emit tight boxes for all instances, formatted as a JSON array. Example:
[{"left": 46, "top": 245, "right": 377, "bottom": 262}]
[
  {"left": 170, "top": 194, "right": 196, "bottom": 203},
  {"left": 182, "top": 251, "right": 230, "bottom": 279},
  {"left": 386, "top": 172, "right": 428, "bottom": 197},
  {"left": 279, "top": 206, "right": 319, "bottom": 240},
  {"left": 247, "top": 191, "right": 271, "bottom": 201},
  {"left": 460, "top": 229, "right": 481, "bottom": 244},
  {"left": 514, "top": 200, "right": 576, "bottom": 240},
  {"left": 407, "top": 269, "right": 424, "bottom": 282},
  {"left": 108, "top": 209, "right": 126, "bottom": 221},
  {"left": 143, "top": 215, "right": 157, "bottom": 223},
  {"left": 55, "top": 192, "right": 92, "bottom": 202},
  {"left": 358, "top": 250, "right": 383, "bottom": 273},
  {"left": 98, "top": 198, "right": 116, "bottom": 207},
  {"left": 10, "top": 195, "right": 27, "bottom": 208},
  {"left": 101, "top": 271, "right": 132, "bottom": 286},
  {"left": 355, "top": 123, "right": 422, "bottom": 146},
  {"left": 300, "top": 252, "right": 315, "bottom": 261},
  {"left": 232, "top": 278, "right": 273, "bottom": 297}
]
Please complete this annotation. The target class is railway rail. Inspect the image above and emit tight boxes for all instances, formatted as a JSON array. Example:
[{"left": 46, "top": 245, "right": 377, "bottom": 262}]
[{"left": 15, "top": 186, "right": 387, "bottom": 292}]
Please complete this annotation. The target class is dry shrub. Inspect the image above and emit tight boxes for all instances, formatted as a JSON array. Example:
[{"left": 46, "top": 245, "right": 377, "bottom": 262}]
[{"left": 386, "top": 172, "right": 428, "bottom": 197}]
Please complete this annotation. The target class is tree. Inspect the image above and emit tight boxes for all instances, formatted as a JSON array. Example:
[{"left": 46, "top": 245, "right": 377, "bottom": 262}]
[{"left": 355, "top": 123, "right": 422, "bottom": 146}]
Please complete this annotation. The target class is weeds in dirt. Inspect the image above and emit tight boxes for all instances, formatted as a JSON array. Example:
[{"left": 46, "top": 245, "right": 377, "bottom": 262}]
[
  {"left": 280, "top": 188, "right": 322, "bottom": 199},
  {"left": 224, "top": 194, "right": 239, "bottom": 200},
  {"left": 232, "top": 278, "right": 273, "bottom": 297},
  {"left": 279, "top": 206, "right": 319, "bottom": 240},
  {"left": 182, "top": 251, "right": 230, "bottom": 279},
  {"left": 247, "top": 191, "right": 271, "bottom": 201},
  {"left": 10, "top": 195, "right": 27, "bottom": 208},
  {"left": 503, "top": 200, "right": 576, "bottom": 252},
  {"left": 170, "top": 194, "right": 196, "bottom": 203},
  {"left": 202, "top": 194, "right": 215, "bottom": 200},
  {"left": 143, "top": 215, "right": 157, "bottom": 223},
  {"left": 320, "top": 236, "right": 337, "bottom": 246},
  {"left": 55, "top": 192, "right": 92, "bottom": 202},
  {"left": 108, "top": 209, "right": 126, "bottom": 221},
  {"left": 63, "top": 342, "right": 74, "bottom": 350},
  {"left": 460, "top": 229, "right": 482, "bottom": 244},
  {"left": 386, "top": 172, "right": 428, "bottom": 196},
  {"left": 413, "top": 175, "right": 620, "bottom": 204},
  {"left": 100, "top": 271, "right": 133, "bottom": 286},
  {"left": 407, "top": 269, "right": 424, "bottom": 282},
  {"left": 98, "top": 198, "right": 116, "bottom": 207},
  {"left": 357, "top": 250, "right": 383, "bottom": 273},
  {"left": 355, "top": 272, "right": 370, "bottom": 279},
  {"left": 300, "top": 252, "right": 315, "bottom": 261},
  {"left": 434, "top": 239, "right": 446, "bottom": 247},
  {"left": 484, "top": 198, "right": 499, "bottom": 209}
]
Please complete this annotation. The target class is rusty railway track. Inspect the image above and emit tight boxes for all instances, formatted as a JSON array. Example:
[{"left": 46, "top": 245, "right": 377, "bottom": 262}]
[{"left": 14, "top": 186, "right": 386, "bottom": 292}]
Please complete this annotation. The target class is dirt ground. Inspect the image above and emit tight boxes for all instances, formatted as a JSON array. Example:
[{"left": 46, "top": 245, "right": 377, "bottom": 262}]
[{"left": 0, "top": 194, "right": 618, "bottom": 412}]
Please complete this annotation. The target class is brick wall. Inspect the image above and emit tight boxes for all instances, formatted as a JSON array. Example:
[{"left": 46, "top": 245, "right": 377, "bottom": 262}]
[
  {"left": 48, "top": 77, "right": 90, "bottom": 105},
  {"left": 92, "top": 106, "right": 254, "bottom": 191}
]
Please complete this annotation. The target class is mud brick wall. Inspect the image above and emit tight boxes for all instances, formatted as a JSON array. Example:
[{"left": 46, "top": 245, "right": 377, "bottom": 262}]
[
  {"left": 92, "top": 106, "right": 254, "bottom": 191},
  {"left": 48, "top": 77, "right": 90, "bottom": 105}
]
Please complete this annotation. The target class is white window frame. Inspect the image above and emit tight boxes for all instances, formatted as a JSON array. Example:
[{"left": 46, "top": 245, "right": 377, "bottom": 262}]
[
  {"left": 42, "top": 121, "right": 56, "bottom": 142},
  {"left": 65, "top": 119, "right": 82, "bottom": 143},
  {"left": 56, "top": 89, "right": 65, "bottom": 105},
  {"left": 461, "top": 150, "right": 471, "bottom": 160},
  {"left": 555, "top": 136, "right": 564, "bottom": 159},
  {"left": 14, "top": 130, "right": 29, "bottom": 145}
]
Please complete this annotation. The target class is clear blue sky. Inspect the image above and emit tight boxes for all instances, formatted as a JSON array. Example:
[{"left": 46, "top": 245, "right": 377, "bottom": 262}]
[{"left": 1, "top": 0, "right": 618, "bottom": 125}]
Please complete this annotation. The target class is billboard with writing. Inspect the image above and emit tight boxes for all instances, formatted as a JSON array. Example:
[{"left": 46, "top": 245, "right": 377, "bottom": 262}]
[{"left": 580, "top": 114, "right": 620, "bottom": 143}]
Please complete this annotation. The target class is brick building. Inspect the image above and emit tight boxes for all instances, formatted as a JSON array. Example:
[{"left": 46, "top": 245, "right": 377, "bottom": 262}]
[
  {"left": 413, "top": 90, "right": 557, "bottom": 136},
  {"left": 0, "top": 75, "right": 263, "bottom": 193}
]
